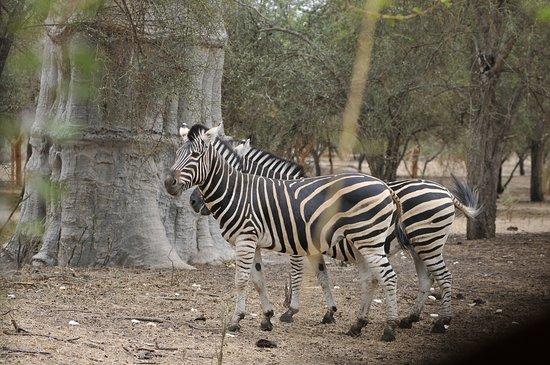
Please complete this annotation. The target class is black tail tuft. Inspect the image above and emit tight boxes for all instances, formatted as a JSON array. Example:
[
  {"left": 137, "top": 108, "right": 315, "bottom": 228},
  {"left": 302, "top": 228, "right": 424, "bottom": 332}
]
[
  {"left": 450, "top": 174, "right": 482, "bottom": 219},
  {"left": 395, "top": 219, "right": 411, "bottom": 250}
]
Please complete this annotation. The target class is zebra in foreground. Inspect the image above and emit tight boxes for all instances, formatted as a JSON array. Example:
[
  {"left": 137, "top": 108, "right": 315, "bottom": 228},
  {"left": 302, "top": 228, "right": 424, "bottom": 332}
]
[
  {"left": 165, "top": 123, "right": 409, "bottom": 342},
  {"left": 199, "top": 137, "right": 481, "bottom": 334},
  {"left": 188, "top": 134, "right": 341, "bottom": 326}
]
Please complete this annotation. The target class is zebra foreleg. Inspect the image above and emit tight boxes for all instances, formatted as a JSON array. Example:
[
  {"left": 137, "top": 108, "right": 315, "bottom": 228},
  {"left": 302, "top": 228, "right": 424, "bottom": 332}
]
[
  {"left": 280, "top": 255, "right": 304, "bottom": 323},
  {"left": 228, "top": 239, "right": 257, "bottom": 332},
  {"left": 399, "top": 252, "right": 433, "bottom": 329},
  {"left": 250, "top": 248, "right": 275, "bottom": 331},
  {"left": 308, "top": 254, "right": 338, "bottom": 324}
]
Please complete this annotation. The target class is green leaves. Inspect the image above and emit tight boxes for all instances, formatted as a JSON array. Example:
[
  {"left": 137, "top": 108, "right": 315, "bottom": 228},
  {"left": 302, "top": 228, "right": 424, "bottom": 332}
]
[{"left": 535, "top": 5, "right": 550, "bottom": 22}]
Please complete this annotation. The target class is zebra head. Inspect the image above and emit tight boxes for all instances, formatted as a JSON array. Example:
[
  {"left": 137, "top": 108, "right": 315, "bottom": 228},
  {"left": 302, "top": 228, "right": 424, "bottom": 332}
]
[{"left": 164, "top": 123, "right": 222, "bottom": 196}]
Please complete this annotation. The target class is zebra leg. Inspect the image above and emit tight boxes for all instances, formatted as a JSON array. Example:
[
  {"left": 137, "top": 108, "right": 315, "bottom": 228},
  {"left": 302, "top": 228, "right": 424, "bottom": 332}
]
[
  {"left": 228, "top": 239, "right": 257, "bottom": 332},
  {"left": 424, "top": 253, "right": 452, "bottom": 333},
  {"left": 399, "top": 252, "right": 433, "bottom": 329},
  {"left": 346, "top": 261, "right": 376, "bottom": 337},
  {"left": 280, "top": 255, "right": 303, "bottom": 323},
  {"left": 359, "top": 250, "right": 399, "bottom": 342},
  {"left": 250, "top": 248, "right": 275, "bottom": 331},
  {"left": 307, "top": 254, "right": 338, "bottom": 324}
]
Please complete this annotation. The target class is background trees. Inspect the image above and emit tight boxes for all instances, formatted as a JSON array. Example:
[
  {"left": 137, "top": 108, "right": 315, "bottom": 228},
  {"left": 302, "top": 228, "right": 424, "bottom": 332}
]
[
  {"left": 1, "top": 0, "right": 548, "bottom": 268},
  {"left": 221, "top": 0, "right": 548, "bottom": 240}
]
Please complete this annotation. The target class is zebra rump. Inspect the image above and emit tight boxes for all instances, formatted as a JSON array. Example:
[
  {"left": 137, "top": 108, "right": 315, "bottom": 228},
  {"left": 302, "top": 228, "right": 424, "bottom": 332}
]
[{"left": 450, "top": 174, "right": 482, "bottom": 219}]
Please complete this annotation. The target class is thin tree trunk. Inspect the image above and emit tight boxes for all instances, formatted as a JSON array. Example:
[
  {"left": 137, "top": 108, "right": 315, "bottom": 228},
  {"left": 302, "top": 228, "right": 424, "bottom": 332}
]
[
  {"left": 530, "top": 132, "right": 545, "bottom": 202},
  {"left": 518, "top": 153, "right": 525, "bottom": 176},
  {"left": 328, "top": 145, "right": 334, "bottom": 175},
  {"left": 410, "top": 145, "right": 420, "bottom": 179},
  {"left": 357, "top": 153, "right": 365, "bottom": 172},
  {"left": 311, "top": 149, "right": 322, "bottom": 176},
  {"left": 497, "top": 164, "right": 504, "bottom": 194},
  {"left": 466, "top": 1, "right": 527, "bottom": 239}
]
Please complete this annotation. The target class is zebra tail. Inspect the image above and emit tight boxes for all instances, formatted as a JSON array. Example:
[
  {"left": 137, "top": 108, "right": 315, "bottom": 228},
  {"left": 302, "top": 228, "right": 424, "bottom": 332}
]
[
  {"left": 450, "top": 174, "right": 483, "bottom": 219},
  {"left": 389, "top": 189, "right": 411, "bottom": 249}
]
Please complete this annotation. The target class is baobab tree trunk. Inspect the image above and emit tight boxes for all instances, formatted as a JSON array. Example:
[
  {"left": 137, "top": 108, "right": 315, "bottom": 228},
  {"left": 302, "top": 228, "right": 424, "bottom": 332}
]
[{"left": 2, "top": 1, "right": 233, "bottom": 268}]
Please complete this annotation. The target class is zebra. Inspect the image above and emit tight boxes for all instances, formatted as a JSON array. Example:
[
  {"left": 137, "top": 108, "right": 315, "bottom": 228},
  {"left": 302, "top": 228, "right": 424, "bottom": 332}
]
[
  {"left": 165, "top": 123, "right": 409, "bottom": 342},
  {"left": 194, "top": 137, "right": 481, "bottom": 334},
  {"left": 189, "top": 136, "right": 342, "bottom": 326}
]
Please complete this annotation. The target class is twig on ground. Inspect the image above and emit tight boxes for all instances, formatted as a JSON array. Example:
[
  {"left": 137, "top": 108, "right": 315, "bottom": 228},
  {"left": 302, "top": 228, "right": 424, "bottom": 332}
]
[
  {"left": 120, "top": 316, "right": 165, "bottom": 323},
  {"left": 177, "top": 287, "right": 220, "bottom": 298},
  {"left": 3, "top": 330, "right": 80, "bottom": 343},
  {"left": 1, "top": 346, "right": 51, "bottom": 355},
  {"left": 156, "top": 296, "right": 187, "bottom": 301},
  {"left": 10, "top": 282, "right": 36, "bottom": 286},
  {"left": 11, "top": 319, "right": 28, "bottom": 333},
  {"left": 155, "top": 342, "right": 178, "bottom": 351},
  {"left": 186, "top": 321, "right": 220, "bottom": 333}
]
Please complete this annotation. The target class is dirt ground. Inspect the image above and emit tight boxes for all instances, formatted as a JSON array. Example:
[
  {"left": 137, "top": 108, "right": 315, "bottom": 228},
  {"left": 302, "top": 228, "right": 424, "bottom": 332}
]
[{"left": 1, "top": 176, "right": 549, "bottom": 364}]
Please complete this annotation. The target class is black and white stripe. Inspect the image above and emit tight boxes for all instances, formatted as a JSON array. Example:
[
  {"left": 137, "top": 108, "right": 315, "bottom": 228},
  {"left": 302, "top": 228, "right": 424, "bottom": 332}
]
[
  {"left": 188, "top": 132, "right": 480, "bottom": 333},
  {"left": 165, "top": 124, "right": 407, "bottom": 341}
]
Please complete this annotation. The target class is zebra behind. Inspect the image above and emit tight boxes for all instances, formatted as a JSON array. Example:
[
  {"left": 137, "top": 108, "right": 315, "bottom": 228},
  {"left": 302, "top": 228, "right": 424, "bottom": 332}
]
[{"left": 190, "top": 134, "right": 481, "bottom": 333}]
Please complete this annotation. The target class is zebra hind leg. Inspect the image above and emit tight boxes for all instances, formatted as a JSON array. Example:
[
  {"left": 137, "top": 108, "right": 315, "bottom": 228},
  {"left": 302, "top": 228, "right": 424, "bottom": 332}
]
[
  {"left": 308, "top": 254, "right": 338, "bottom": 324},
  {"left": 399, "top": 252, "right": 433, "bottom": 329},
  {"left": 424, "top": 253, "right": 452, "bottom": 333},
  {"left": 280, "top": 255, "right": 304, "bottom": 323},
  {"left": 346, "top": 261, "right": 375, "bottom": 337},
  {"left": 250, "top": 248, "right": 275, "bottom": 331},
  {"left": 357, "top": 248, "right": 399, "bottom": 342}
]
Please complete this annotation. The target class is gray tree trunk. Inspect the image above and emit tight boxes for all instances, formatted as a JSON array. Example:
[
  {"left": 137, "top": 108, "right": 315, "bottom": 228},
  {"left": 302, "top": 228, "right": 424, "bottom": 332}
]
[{"left": 2, "top": 1, "right": 233, "bottom": 268}]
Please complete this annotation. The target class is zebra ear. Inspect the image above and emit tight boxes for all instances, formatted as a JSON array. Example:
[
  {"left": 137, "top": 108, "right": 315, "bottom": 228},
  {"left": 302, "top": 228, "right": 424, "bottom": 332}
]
[
  {"left": 201, "top": 124, "right": 222, "bottom": 145},
  {"left": 179, "top": 124, "right": 190, "bottom": 140},
  {"left": 244, "top": 138, "right": 251, "bottom": 148}
]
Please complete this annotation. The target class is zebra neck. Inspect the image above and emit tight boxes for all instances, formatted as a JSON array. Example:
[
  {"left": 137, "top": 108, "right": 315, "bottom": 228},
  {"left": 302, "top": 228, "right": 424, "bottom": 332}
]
[{"left": 198, "top": 146, "right": 247, "bottom": 219}]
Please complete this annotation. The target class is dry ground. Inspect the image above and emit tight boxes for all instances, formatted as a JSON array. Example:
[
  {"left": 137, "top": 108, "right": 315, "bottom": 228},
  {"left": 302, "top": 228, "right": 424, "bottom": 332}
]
[{"left": 1, "top": 176, "right": 549, "bottom": 364}]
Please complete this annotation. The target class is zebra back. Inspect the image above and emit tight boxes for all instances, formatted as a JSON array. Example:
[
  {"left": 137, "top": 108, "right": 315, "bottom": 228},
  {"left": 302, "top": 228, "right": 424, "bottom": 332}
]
[{"left": 240, "top": 146, "right": 305, "bottom": 180}]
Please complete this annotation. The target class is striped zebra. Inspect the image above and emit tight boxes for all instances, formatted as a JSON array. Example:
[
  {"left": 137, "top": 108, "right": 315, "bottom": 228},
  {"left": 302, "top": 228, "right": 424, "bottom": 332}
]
[
  {"left": 165, "top": 123, "right": 409, "bottom": 342},
  {"left": 228, "top": 138, "right": 480, "bottom": 334},
  {"left": 189, "top": 136, "right": 342, "bottom": 327}
]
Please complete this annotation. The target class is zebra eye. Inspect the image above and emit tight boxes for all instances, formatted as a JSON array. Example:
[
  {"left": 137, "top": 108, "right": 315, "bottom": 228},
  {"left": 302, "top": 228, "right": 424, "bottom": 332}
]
[{"left": 190, "top": 151, "right": 200, "bottom": 158}]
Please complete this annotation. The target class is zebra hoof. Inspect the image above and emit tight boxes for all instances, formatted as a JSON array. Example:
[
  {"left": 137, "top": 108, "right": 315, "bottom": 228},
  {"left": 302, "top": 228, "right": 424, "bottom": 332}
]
[
  {"left": 321, "top": 311, "right": 335, "bottom": 324},
  {"left": 227, "top": 323, "right": 241, "bottom": 332},
  {"left": 346, "top": 326, "right": 362, "bottom": 338},
  {"left": 346, "top": 318, "right": 367, "bottom": 337},
  {"left": 431, "top": 319, "right": 449, "bottom": 334},
  {"left": 279, "top": 308, "right": 298, "bottom": 323},
  {"left": 260, "top": 319, "right": 273, "bottom": 331},
  {"left": 399, "top": 314, "right": 419, "bottom": 329},
  {"left": 398, "top": 317, "right": 413, "bottom": 329},
  {"left": 260, "top": 311, "right": 274, "bottom": 331},
  {"left": 381, "top": 326, "right": 396, "bottom": 342}
]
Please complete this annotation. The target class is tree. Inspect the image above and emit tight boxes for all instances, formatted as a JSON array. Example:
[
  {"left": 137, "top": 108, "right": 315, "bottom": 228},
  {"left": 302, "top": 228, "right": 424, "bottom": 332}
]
[
  {"left": 1, "top": 0, "right": 233, "bottom": 268},
  {"left": 466, "top": 1, "right": 535, "bottom": 239}
]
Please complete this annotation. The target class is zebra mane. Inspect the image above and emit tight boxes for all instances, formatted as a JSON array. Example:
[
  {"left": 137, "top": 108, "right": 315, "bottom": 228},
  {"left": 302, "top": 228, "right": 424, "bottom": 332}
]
[
  {"left": 187, "top": 124, "right": 208, "bottom": 141},
  {"left": 214, "top": 138, "right": 243, "bottom": 168},
  {"left": 244, "top": 146, "right": 305, "bottom": 178},
  {"left": 185, "top": 124, "right": 243, "bottom": 167}
]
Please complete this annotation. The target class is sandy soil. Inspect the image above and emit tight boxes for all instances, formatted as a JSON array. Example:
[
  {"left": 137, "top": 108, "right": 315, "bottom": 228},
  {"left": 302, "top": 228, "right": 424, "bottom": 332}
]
[{"left": 1, "top": 177, "right": 549, "bottom": 364}]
